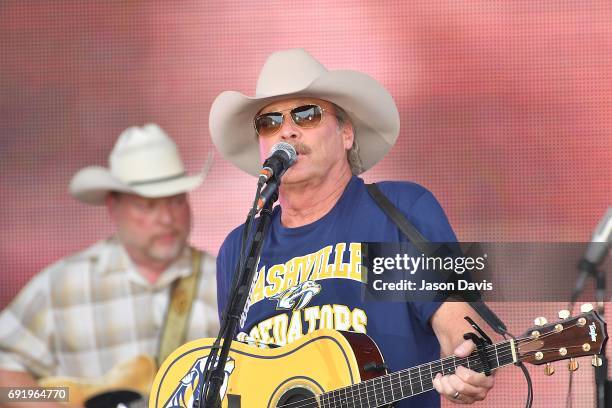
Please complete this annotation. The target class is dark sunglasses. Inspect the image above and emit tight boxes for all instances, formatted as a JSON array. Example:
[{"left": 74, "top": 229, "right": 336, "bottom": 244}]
[{"left": 254, "top": 104, "right": 329, "bottom": 137}]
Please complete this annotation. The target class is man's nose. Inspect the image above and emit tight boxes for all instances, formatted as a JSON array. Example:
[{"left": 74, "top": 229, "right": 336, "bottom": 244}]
[
  {"left": 277, "top": 115, "right": 300, "bottom": 140},
  {"left": 155, "top": 201, "right": 175, "bottom": 224}
]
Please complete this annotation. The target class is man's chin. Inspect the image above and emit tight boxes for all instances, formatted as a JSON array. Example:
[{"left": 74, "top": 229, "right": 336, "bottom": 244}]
[
  {"left": 148, "top": 241, "right": 185, "bottom": 264},
  {"left": 280, "top": 166, "right": 313, "bottom": 185}
]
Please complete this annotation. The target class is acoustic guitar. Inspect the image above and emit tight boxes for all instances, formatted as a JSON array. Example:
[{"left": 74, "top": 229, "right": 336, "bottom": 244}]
[
  {"left": 149, "top": 307, "right": 607, "bottom": 407},
  {"left": 39, "top": 354, "right": 156, "bottom": 407}
]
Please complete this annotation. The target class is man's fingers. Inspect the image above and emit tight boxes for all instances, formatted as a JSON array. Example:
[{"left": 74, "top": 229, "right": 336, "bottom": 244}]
[
  {"left": 455, "top": 365, "right": 495, "bottom": 389},
  {"left": 434, "top": 372, "right": 469, "bottom": 404},
  {"left": 448, "top": 372, "right": 485, "bottom": 402},
  {"left": 454, "top": 339, "right": 476, "bottom": 357},
  {"left": 434, "top": 366, "right": 495, "bottom": 404}
]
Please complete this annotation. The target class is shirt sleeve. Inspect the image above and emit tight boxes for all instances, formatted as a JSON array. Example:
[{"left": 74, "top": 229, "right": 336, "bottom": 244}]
[
  {"left": 0, "top": 269, "right": 57, "bottom": 377},
  {"left": 408, "top": 301, "right": 442, "bottom": 334},
  {"left": 382, "top": 183, "right": 458, "bottom": 331},
  {"left": 405, "top": 189, "right": 457, "bottom": 243},
  {"left": 375, "top": 181, "right": 457, "bottom": 243},
  {"left": 412, "top": 189, "right": 459, "bottom": 331}
]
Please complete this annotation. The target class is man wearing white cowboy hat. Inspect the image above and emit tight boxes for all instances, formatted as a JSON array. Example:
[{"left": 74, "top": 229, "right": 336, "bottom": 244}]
[
  {"left": 0, "top": 124, "right": 218, "bottom": 407},
  {"left": 211, "top": 49, "right": 494, "bottom": 406}
]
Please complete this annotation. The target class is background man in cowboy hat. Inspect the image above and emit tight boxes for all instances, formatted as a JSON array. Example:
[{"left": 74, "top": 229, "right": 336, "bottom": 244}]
[
  {"left": 210, "top": 49, "right": 495, "bottom": 406},
  {"left": 0, "top": 124, "right": 218, "bottom": 407}
]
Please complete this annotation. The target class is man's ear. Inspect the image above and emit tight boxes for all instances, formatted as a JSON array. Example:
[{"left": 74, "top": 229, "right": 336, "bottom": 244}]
[{"left": 341, "top": 121, "right": 355, "bottom": 150}]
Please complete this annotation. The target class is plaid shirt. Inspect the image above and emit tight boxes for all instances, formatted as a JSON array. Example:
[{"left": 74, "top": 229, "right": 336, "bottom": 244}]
[{"left": 0, "top": 236, "right": 219, "bottom": 378}]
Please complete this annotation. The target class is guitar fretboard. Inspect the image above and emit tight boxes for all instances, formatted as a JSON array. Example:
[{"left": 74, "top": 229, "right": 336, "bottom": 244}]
[{"left": 318, "top": 340, "right": 515, "bottom": 408}]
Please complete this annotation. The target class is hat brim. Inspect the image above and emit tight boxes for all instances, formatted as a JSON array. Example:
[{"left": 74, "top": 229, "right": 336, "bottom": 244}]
[
  {"left": 70, "top": 166, "right": 205, "bottom": 205},
  {"left": 209, "top": 69, "right": 400, "bottom": 176}
]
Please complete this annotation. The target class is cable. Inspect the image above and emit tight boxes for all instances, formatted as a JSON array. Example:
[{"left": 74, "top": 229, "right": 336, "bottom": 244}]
[
  {"left": 517, "top": 361, "right": 533, "bottom": 408},
  {"left": 507, "top": 330, "right": 532, "bottom": 408},
  {"left": 566, "top": 370, "right": 574, "bottom": 408}
]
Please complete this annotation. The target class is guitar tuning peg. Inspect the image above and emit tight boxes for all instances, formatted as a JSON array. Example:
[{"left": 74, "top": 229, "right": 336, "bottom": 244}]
[
  {"left": 568, "top": 358, "right": 579, "bottom": 372},
  {"left": 592, "top": 355, "right": 603, "bottom": 367},
  {"left": 581, "top": 303, "right": 594, "bottom": 313},
  {"left": 544, "top": 363, "right": 555, "bottom": 376},
  {"left": 534, "top": 317, "right": 548, "bottom": 326},
  {"left": 558, "top": 310, "right": 570, "bottom": 320}
]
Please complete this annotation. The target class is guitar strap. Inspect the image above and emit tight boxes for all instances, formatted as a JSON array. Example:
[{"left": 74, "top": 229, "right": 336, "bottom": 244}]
[
  {"left": 365, "top": 183, "right": 440, "bottom": 256},
  {"left": 157, "top": 249, "right": 202, "bottom": 366},
  {"left": 365, "top": 183, "right": 508, "bottom": 336}
]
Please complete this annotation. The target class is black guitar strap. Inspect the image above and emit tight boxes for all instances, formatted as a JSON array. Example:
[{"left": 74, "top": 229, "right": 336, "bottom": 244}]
[{"left": 365, "top": 183, "right": 508, "bottom": 336}]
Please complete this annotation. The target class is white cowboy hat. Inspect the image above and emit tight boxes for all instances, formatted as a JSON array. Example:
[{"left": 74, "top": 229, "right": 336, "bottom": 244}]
[
  {"left": 70, "top": 124, "right": 206, "bottom": 205},
  {"left": 209, "top": 48, "right": 400, "bottom": 176}
]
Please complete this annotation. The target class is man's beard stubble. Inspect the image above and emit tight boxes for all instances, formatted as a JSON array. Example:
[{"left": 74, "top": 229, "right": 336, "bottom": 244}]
[{"left": 143, "top": 229, "right": 188, "bottom": 264}]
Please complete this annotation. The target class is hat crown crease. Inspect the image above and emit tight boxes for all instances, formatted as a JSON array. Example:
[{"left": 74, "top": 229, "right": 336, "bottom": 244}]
[
  {"left": 255, "top": 49, "right": 327, "bottom": 98},
  {"left": 109, "top": 125, "right": 185, "bottom": 184}
]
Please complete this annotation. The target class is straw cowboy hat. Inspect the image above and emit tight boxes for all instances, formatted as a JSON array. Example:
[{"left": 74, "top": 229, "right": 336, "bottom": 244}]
[
  {"left": 209, "top": 48, "right": 400, "bottom": 176},
  {"left": 70, "top": 124, "right": 206, "bottom": 205}
]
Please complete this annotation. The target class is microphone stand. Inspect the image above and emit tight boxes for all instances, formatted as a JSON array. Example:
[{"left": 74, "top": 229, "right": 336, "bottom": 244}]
[{"left": 198, "top": 190, "right": 277, "bottom": 408}]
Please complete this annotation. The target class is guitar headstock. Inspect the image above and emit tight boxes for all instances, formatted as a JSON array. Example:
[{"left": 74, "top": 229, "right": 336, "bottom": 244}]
[{"left": 516, "top": 305, "right": 608, "bottom": 373}]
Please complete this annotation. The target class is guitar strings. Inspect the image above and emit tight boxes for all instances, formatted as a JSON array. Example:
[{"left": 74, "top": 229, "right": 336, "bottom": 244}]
[
  {"left": 318, "top": 359, "right": 502, "bottom": 408},
  {"left": 278, "top": 343, "right": 580, "bottom": 408},
  {"left": 275, "top": 345, "right": 510, "bottom": 408},
  {"left": 514, "top": 321, "right": 583, "bottom": 349},
  {"left": 277, "top": 343, "right": 517, "bottom": 408},
  {"left": 276, "top": 366, "right": 496, "bottom": 408},
  {"left": 315, "top": 344, "right": 588, "bottom": 408},
  {"left": 276, "top": 343, "right": 581, "bottom": 408},
  {"left": 338, "top": 343, "right": 587, "bottom": 408},
  {"left": 275, "top": 322, "right": 592, "bottom": 408},
  {"left": 276, "top": 365, "right": 501, "bottom": 408}
]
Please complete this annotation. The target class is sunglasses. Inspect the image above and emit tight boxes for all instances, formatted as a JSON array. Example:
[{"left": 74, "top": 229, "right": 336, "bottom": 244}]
[{"left": 254, "top": 104, "right": 330, "bottom": 137}]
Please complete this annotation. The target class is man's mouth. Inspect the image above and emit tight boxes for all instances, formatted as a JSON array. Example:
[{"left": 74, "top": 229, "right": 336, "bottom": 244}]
[
  {"left": 290, "top": 142, "right": 311, "bottom": 155},
  {"left": 155, "top": 232, "right": 179, "bottom": 243}
]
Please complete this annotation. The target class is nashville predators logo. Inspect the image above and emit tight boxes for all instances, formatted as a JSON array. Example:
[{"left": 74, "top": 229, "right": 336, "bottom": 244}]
[
  {"left": 163, "top": 355, "right": 235, "bottom": 408},
  {"left": 270, "top": 280, "right": 321, "bottom": 310}
]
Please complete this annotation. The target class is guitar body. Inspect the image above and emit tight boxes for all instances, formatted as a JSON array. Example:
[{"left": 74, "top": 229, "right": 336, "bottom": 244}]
[
  {"left": 39, "top": 354, "right": 156, "bottom": 407},
  {"left": 149, "top": 329, "right": 387, "bottom": 408}
]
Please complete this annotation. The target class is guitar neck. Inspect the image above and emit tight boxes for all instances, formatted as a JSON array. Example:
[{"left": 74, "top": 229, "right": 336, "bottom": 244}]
[{"left": 319, "top": 339, "right": 516, "bottom": 407}]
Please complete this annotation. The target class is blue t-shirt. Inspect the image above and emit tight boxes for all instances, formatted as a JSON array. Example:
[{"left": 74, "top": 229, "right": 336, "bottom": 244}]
[{"left": 217, "top": 176, "right": 457, "bottom": 408}]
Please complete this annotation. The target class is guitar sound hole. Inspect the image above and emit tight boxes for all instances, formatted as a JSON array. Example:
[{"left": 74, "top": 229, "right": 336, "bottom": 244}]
[
  {"left": 277, "top": 387, "right": 315, "bottom": 407},
  {"left": 85, "top": 390, "right": 142, "bottom": 408}
]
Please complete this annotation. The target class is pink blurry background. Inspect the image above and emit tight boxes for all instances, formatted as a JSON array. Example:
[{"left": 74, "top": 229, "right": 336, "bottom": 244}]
[{"left": 1, "top": 1, "right": 610, "bottom": 406}]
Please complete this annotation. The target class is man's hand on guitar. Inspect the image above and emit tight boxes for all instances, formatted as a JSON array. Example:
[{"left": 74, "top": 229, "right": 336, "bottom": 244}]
[{"left": 433, "top": 339, "right": 495, "bottom": 404}]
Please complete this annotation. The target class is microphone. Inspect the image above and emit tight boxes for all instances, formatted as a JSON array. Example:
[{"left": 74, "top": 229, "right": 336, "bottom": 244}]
[
  {"left": 571, "top": 207, "right": 612, "bottom": 303},
  {"left": 256, "top": 142, "right": 298, "bottom": 211},
  {"left": 258, "top": 142, "right": 298, "bottom": 185}
]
